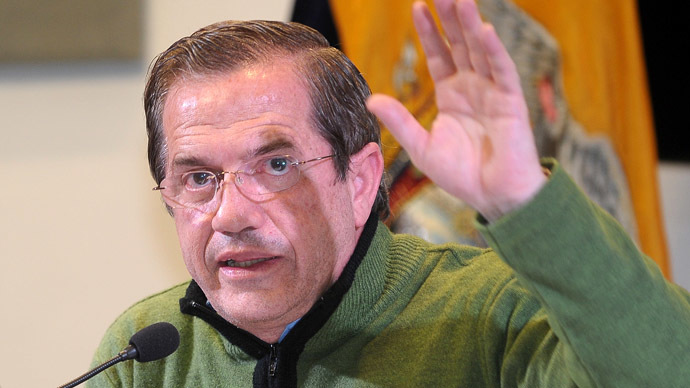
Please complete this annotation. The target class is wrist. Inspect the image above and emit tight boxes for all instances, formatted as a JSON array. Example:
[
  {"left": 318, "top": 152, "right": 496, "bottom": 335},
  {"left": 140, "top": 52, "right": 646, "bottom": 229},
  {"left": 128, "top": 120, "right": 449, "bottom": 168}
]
[{"left": 481, "top": 166, "right": 551, "bottom": 222}]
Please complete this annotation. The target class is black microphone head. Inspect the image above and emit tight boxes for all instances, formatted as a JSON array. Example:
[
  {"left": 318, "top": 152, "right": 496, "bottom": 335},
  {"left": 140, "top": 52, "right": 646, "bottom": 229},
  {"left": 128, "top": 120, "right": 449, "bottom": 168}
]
[{"left": 128, "top": 322, "right": 180, "bottom": 362}]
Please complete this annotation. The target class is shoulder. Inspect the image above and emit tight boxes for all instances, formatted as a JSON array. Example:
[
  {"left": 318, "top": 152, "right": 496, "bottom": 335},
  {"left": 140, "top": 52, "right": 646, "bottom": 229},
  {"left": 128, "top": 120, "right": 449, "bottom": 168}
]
[
  {"left": 114, "top": 281, "right": 191, "bottom": 327},
  {"left": 387, "top": 226, "right": 513, "bottom": 279},
  {"left": 379, "top": 223, "right": 524, "bottom": 302},
  {"left": 380, "top": 229, "right": 545, "bottom": 339},
  {"left": 94, "top": 281, "right": 192, "bottom": 357},
  {"left": 89, "top": 281, "right": 237, "bottom": 386}
]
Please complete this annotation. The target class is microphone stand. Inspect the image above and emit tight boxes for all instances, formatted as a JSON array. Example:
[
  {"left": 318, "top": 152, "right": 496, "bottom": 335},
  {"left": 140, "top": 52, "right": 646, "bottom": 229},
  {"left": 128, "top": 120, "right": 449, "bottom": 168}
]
[{"left": 57, "top": 345, "right": 137, "bottom": 388}]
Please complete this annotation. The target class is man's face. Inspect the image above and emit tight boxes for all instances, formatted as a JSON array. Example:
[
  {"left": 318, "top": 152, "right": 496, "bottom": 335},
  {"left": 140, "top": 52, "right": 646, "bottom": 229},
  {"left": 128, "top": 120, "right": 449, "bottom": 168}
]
[{"left": 161, "top": 63, "right": 360, "bottom": 341}]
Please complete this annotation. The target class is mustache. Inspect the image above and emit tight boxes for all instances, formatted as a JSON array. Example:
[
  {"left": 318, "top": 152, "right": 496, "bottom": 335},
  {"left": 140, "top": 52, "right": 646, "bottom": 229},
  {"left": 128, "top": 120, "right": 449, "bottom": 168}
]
[{"left": 205, "top": 230, "right": 290, "bottom": 258}]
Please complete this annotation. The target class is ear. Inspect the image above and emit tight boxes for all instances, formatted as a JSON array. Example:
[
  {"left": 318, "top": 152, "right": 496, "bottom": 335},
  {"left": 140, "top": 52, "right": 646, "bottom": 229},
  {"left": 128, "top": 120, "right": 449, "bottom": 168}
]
[{"left": 347, "top": 142, "right": 384, "bottom": 228}]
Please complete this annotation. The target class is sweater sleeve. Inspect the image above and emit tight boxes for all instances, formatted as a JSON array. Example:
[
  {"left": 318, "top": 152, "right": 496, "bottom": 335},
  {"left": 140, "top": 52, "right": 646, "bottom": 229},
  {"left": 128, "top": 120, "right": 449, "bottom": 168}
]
[{"left": 475, "top": 159, "right": 690, "bottom": 387}]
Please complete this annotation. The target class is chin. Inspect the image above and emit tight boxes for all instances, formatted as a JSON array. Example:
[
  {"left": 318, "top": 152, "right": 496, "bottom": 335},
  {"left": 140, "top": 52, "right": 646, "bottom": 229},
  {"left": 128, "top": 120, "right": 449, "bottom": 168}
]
[{"left": 211, "top": 288, "right": 302, "bottom": 325}]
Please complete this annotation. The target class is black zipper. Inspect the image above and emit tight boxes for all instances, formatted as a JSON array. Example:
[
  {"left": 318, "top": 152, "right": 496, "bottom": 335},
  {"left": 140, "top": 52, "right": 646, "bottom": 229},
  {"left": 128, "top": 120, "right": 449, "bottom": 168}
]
[{"left": 268, "top": 344, "right": 278, "bottom": 377}]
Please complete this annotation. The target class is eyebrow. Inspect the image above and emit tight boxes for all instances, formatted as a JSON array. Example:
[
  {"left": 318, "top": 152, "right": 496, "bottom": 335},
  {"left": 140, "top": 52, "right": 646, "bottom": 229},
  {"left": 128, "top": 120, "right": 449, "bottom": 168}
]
[
  {"left": 171, "top": 155, "right": 206, "bottom": 168},
  {"left": 171, "top": 134, "right": 298, "bottom": 169},
  {"left": 248, "top": 136, "right": 297, "bottom": 158}
]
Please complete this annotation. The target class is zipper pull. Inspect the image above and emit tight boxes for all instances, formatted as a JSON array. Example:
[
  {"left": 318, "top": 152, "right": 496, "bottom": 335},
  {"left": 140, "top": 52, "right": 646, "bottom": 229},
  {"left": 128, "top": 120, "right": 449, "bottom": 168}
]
[{"left": 268, "top": 344, "right": 278, "bottom": 377}]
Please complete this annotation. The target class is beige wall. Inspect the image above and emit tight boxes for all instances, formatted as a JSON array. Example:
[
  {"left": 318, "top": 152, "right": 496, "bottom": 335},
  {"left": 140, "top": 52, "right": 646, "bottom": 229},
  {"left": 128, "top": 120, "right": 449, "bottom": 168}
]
[
  {"left": 0, "top": 1, "right": 292, "bottom": 387},
  {"left": 1, "top": 1, "right": 688, "bottom": 387},
  {"left": 659, "top": 163, "right": 690, "bottom": 291}
]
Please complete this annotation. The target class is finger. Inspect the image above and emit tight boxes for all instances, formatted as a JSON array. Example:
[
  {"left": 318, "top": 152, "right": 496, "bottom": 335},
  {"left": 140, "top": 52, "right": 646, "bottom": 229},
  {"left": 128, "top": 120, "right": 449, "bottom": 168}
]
[
  {"left": 482, "top": 24, "right": 522, "bottom": 94},
  {"left": 366, "top": 94, "right": 430, "bottom": 162},
  {"left": 456, "top": 0, "right": 492, "bottom": 78},
  {"left": 412, "top": 1, "right": 457, "bottom": 82},
  {"left": 430, "top": 0, "right": 472, "bottom": 71}
]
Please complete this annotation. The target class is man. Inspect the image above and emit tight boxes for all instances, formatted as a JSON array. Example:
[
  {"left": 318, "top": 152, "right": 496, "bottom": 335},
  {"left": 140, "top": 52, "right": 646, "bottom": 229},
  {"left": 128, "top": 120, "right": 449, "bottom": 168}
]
[{"left": 89, "top": 0, "right": 690, "bottom": 387}]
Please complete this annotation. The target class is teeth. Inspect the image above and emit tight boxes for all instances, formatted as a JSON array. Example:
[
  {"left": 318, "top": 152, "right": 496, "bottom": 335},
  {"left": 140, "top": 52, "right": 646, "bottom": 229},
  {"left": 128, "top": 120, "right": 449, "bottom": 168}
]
[{"left": 226, "top": 257, "right": 275, "bottom": 268}]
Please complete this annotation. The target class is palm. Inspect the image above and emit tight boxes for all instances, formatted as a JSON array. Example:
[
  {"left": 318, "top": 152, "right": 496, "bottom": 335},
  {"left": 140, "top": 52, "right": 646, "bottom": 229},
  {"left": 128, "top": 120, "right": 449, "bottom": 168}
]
[
  {"left": 368, "top": 0, "right": 545, "bottom": 221},
  {"left": 421, "top": 70, "right": 537, "bottom": 215}
]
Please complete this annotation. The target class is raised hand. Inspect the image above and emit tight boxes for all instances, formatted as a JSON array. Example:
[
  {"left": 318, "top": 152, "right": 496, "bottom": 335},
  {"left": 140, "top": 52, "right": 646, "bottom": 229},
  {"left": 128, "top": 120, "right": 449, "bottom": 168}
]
[{"left": 367, "top": 0, "right": 547, "bottom": 221}]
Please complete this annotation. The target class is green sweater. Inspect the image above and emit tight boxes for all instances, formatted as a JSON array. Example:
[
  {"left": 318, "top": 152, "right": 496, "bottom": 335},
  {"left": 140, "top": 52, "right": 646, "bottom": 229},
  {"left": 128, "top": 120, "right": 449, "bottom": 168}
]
[{"left": 88, "top": 162, "right": 690, "bottom": 387}]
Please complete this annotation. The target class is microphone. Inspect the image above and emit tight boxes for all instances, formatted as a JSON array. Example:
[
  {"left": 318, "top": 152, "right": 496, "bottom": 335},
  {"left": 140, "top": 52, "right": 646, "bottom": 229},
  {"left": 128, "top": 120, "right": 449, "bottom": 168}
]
[{"left": 58, "top": 322, "right": 180, "bottom": 388}]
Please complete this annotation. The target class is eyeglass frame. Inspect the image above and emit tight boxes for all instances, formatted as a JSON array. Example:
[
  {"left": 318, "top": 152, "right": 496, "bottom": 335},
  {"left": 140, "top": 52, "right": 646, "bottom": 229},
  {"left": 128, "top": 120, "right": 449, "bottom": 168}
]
[{"left": 152, "top": 154, "right": 335, "bottom": 212}]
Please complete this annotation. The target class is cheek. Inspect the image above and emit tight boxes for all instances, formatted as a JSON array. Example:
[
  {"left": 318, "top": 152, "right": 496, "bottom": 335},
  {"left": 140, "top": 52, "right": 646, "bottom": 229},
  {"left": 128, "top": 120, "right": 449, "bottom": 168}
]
[
  {"left": 273, "top": 179, "right": 355, "bottom": 266},
  {"left": 174, "top": 212, "right": 213, "bottom": 276}
]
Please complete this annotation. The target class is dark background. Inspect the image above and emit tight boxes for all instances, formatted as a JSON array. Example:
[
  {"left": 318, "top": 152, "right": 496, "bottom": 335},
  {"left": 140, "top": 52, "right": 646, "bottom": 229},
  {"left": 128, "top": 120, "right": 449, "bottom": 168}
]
[{"left": 638, "top": 2, "right": 689, "bottom": 162}]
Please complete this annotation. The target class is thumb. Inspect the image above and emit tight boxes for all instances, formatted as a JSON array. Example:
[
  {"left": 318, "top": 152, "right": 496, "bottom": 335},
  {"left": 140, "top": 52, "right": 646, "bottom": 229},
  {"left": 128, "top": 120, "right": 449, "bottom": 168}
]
[{"left": 366, "top": 94, "right": 429, "bottom": 160}]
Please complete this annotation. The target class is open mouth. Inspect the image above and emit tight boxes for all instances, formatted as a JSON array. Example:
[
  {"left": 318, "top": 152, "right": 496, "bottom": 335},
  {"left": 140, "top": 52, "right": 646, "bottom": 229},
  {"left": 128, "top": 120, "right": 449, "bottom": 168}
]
[{"left": 225, "top": 256, "right": 277, "bottom": 268}]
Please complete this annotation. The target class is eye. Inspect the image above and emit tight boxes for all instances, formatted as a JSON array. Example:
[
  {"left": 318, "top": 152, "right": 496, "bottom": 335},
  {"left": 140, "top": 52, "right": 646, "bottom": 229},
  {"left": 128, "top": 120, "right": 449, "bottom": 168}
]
[
  {"left": 182, "top": 171, "right": 216, "bottom": 190},
  {"left": 261, "top": 156, "right": 293, "bottom": 176}
]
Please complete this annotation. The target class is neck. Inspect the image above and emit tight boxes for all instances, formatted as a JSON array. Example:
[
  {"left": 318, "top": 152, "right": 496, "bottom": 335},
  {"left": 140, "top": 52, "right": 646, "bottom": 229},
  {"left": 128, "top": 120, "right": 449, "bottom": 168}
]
[{"left": 240, "top": 321, "right": 291, "bottom": 344}]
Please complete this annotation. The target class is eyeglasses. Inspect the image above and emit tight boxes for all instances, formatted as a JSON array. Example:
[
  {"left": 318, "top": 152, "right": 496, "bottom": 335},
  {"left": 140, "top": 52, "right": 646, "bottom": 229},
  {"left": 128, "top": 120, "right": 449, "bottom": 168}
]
[{"left": 153, "top": 154, "right": 334, "bottom": 213}]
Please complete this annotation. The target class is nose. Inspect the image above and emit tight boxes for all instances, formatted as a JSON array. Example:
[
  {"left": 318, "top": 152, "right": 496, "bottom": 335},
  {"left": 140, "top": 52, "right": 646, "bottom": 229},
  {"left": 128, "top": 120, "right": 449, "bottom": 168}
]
[{"left": 211, "top": 175, "right": 266, "bottom": 235}]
